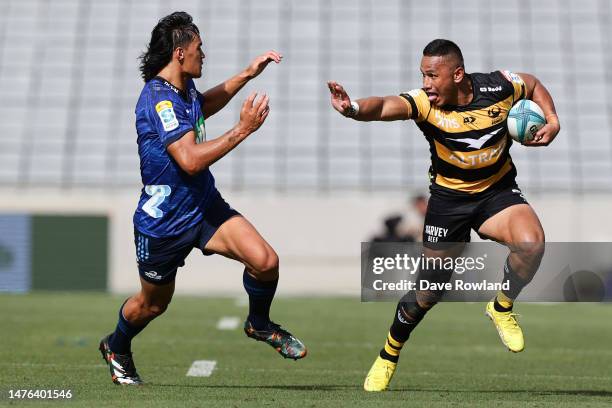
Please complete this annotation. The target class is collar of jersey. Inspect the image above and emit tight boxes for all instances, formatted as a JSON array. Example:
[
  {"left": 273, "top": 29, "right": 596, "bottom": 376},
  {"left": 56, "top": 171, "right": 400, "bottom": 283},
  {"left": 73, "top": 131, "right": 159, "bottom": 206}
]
[
  {"left": 153, "top": 76, "right": 189, "bottom": 102},
  {"left": 439, "top": 73, "right": 476, "bottom": 112}
]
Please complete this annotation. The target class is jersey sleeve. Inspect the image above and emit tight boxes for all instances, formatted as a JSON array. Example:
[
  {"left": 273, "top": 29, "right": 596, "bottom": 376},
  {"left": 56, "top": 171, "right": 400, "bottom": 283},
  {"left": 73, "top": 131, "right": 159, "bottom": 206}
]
[
  {"left": 500, "top": 70, "right": 526, "bottom": 102},
  {"left": 148, "top": 90, "right": 193, "bottom": 147},
  {"left": 399, "top": 89, "right": 431, "bottom": 122}
]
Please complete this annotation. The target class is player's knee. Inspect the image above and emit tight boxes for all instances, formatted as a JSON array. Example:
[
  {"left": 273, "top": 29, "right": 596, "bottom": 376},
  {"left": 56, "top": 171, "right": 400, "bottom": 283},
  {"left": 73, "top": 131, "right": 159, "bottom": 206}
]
[
  {"left": 130, "top": 295, "right": 170, "bottom": 322},
  {"left": 513, "top": 229, "right": 545, "bottom": 263},
  {"left": 140, "top": 299, "right": 170, "bottom": 319},
  {"left": 415, "top": 290, "right": 442, "bottom": 310},
  {"left": 143, "top": 300, "right": 170, "bottom": 319},
  {"left": 249, "top": 248, "right": 279, "bottom": 276},
  {"left": 416, "top": 300, "right": 437, "bottom": 310}
]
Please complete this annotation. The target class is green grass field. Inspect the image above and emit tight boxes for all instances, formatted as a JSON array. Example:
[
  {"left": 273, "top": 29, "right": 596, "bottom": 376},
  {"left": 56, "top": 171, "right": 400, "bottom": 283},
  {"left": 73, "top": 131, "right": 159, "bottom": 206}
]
[{"left": 1, "top": 293, "right": 611, "bottom": 407}]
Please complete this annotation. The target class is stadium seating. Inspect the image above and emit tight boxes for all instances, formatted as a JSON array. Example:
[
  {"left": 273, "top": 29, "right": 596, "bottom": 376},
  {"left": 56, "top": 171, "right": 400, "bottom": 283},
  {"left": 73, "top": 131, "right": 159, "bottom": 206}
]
[{"left": 0, "top": 0, "right": 609, "bottom": 193}]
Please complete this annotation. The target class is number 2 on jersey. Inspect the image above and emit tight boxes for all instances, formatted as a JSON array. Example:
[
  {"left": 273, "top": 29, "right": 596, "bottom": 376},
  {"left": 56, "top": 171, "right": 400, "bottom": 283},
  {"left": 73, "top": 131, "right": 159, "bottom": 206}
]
[{"left": 143, "top": 185, "right": 171, "bottom": 218}]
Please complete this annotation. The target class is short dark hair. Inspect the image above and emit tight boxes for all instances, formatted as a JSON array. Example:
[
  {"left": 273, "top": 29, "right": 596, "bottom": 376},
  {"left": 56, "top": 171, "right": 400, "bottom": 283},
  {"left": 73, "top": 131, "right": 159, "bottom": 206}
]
[
  {"left": 422, "top": 39, "right": 464, "bottom": 68},
  {"left": 139, "top": 11, "right": 200, "bottom": 82}
]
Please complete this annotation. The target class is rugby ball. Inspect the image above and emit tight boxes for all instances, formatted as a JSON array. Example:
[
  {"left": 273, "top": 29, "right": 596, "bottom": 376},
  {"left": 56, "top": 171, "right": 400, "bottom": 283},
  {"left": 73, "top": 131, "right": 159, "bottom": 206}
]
[{"left": 507, "top": 100, "right": 546, "bottom": 144}]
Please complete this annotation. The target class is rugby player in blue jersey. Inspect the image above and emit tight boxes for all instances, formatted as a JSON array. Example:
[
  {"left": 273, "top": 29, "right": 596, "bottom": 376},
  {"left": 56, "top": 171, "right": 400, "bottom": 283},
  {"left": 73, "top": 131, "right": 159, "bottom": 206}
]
[{"left": 99, "top": 12, "right": 306, "bottom": 385}]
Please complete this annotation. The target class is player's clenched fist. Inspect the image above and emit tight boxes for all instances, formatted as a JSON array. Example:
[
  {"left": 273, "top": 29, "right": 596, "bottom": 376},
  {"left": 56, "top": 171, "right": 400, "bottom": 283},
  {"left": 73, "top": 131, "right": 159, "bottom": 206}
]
[
  {"left": 523, "top": 122, "right": 560, "bottom": 147},
  {"left": 238, "top": 92, "right": 270, "bottom": 134}
]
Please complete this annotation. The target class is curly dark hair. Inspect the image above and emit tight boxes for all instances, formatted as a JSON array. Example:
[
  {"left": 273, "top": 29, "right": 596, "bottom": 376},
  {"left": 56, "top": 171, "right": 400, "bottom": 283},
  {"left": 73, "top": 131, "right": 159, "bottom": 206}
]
[{"left": 139, "top": 11, "right": 200, "bottom": 82}]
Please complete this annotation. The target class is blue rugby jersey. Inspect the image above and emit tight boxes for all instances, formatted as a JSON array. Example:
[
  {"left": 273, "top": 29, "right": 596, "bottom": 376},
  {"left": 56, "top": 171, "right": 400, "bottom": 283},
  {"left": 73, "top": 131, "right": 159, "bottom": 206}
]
[{"left": 133, "top": 77, "right": 216, "bottom": 237}]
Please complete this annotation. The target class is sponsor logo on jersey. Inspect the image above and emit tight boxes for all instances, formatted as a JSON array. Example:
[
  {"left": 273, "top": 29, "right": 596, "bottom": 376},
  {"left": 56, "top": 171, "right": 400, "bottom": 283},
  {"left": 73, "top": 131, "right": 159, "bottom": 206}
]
[
  {"left": 447, "top": 137, "right": 506, "bottom": 168},
  {"left": 512, "top": 188, "right": 526, "bottom": 200},
  {"left": 144, "top": 271, "right": 162, "bottom": 280},
  {"left": 463, "top": 116, "right": 476, "bottom": 124},
  {"left": 155, "top": 100, "right": 179, "bottom": 132},
  {"left": 195, "top": 116, "right": 206, "bottom": 144},
  {"left": 454, "top": 127, "right": 503, "bottom": 149},
  {"left": 435, "top": 110, "right": 460, "bottom": 129},
  {"left": 487, "top": 106, "right": 502, "bottom": 118},
  {"left": 502, "top": 70, "right": 523, "bottom": 85},
  {"left": 480, "top": 85, "right": 503, "bottom": 92},
  {"left": 162, "top": 80, "right": 180, "bottom": 95},
  {"left": 488, "top": 106, "right": 505, "bottom": 124}
]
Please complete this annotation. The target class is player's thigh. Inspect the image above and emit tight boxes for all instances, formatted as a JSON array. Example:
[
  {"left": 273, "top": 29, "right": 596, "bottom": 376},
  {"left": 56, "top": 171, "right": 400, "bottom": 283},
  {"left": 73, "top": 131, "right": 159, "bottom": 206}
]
[
  {"left": 135, "top": 228, "right": 195, "bottom": 285},
  {"left": 204, "top": 215, "right": 278, "bottom": 271},
  {"left": 423, "top": 243, "right": 466, "bottom": 259},
  {"left": 477, "top": 203, "right": 545, "bottom": 246},
  {"left": 423, "top": 192, "right": 473, "bottom": 244}
]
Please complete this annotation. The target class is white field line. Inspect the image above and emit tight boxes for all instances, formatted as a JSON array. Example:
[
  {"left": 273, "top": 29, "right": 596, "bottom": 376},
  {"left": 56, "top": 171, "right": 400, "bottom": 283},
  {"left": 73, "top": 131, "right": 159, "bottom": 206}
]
[
  {"left": 186, "top": 360, "right": 217, "bottom": 377},
  {"left": 216, "top": 316, "right": 240, "bottom": 330}
]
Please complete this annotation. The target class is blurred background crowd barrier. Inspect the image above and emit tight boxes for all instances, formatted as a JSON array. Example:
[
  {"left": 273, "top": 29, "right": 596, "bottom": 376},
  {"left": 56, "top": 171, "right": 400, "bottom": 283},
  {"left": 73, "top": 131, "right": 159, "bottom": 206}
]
[{"left": 1, "top": 0, "right": 611, "bottom": 295}]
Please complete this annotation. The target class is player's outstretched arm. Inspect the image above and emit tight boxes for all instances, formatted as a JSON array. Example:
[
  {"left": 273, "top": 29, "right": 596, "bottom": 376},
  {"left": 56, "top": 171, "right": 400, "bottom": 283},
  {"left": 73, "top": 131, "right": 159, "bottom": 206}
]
[
  {"left": 201, "top": 50, "right": 282, "bottom": 119},
  {"left": 518, "top": 73, "right": 560, "bottom": 146},
  {"left": 327, "top": 81, "right": 411, "bottom": 121},
  {"left": 168, "top": 92, "right": 269, "bottom": 175}
]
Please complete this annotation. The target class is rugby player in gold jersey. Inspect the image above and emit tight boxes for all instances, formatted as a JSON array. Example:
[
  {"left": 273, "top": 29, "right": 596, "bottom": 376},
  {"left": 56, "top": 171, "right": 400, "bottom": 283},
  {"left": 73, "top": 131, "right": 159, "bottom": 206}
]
[{"left": 328, "top": 39, "right": 560, "bottom": 391}]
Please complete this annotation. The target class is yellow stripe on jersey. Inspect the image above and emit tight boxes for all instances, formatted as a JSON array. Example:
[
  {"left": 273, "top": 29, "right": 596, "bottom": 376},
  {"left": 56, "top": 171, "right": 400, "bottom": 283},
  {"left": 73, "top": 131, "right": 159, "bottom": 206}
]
[
  {"left": 434, "top": 137, "right": 508, "bottom": 170},
  {"left": 423, "top": 93, "right": 514, "bottom": 191},
  {"left": 401, "top": 71, "right": 524, "bottom": 193},
  {"left": 400, "top": 89, "right": 431, "bottom": 122},
  {"left": 424, "top": 95, "right": 514, "bottom": 134},
  {"left": 435, "top": 159, "right": 513, "bottom": 193}
]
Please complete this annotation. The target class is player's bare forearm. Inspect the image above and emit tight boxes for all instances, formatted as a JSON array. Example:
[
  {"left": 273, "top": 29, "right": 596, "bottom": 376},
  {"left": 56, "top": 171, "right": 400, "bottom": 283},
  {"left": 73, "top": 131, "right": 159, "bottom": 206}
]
[
  {"left": 171, "top": 126, "right": 250, "bottom": 175},
  {"left": 201, "top": 50, "right": 282, "bottom": 119},
  {"left": 200, "top": 71, "right": 251, "bottom": 119},
  {"left": 328, "top": 82, "right": 410, "bottom": 121},
  {"left": 352, "top": 97, "right": 383, "bottom": 121},
  {"left": 519, "top": 73, "right": 560, "bottom": 146},
  {"left": 353, "top": 96, "right": 411, "bottom": 121},
  {"left": 170, "top": 92, "right": 269, "bottom": 174}
]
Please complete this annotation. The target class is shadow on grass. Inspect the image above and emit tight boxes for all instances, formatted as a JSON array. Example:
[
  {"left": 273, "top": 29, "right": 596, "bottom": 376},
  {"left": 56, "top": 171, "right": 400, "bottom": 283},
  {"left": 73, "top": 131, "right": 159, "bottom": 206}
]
[
  {"left": 153, "top": 384, "right": 612, "bottom": 397},
  {"left": 154, "top": 384, "right": 360, "bottom": 391}
]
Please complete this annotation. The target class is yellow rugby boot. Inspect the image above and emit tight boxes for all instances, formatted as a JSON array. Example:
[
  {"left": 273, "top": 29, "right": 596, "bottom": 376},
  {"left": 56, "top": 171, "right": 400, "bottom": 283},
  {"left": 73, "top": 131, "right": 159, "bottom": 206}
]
[
  {"left": 485, "top": 300, "right": 525, "bottom": 352},
  {"left": 363, "top": 356, "right": 397, "bottom": 392}
]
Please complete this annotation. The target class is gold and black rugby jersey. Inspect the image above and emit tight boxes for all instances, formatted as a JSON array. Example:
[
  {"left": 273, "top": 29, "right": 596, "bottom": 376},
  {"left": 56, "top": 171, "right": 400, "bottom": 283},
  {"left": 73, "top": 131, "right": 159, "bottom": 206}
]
[{"left": 400, "top": 70, "right": 525, "bottom": 194}]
